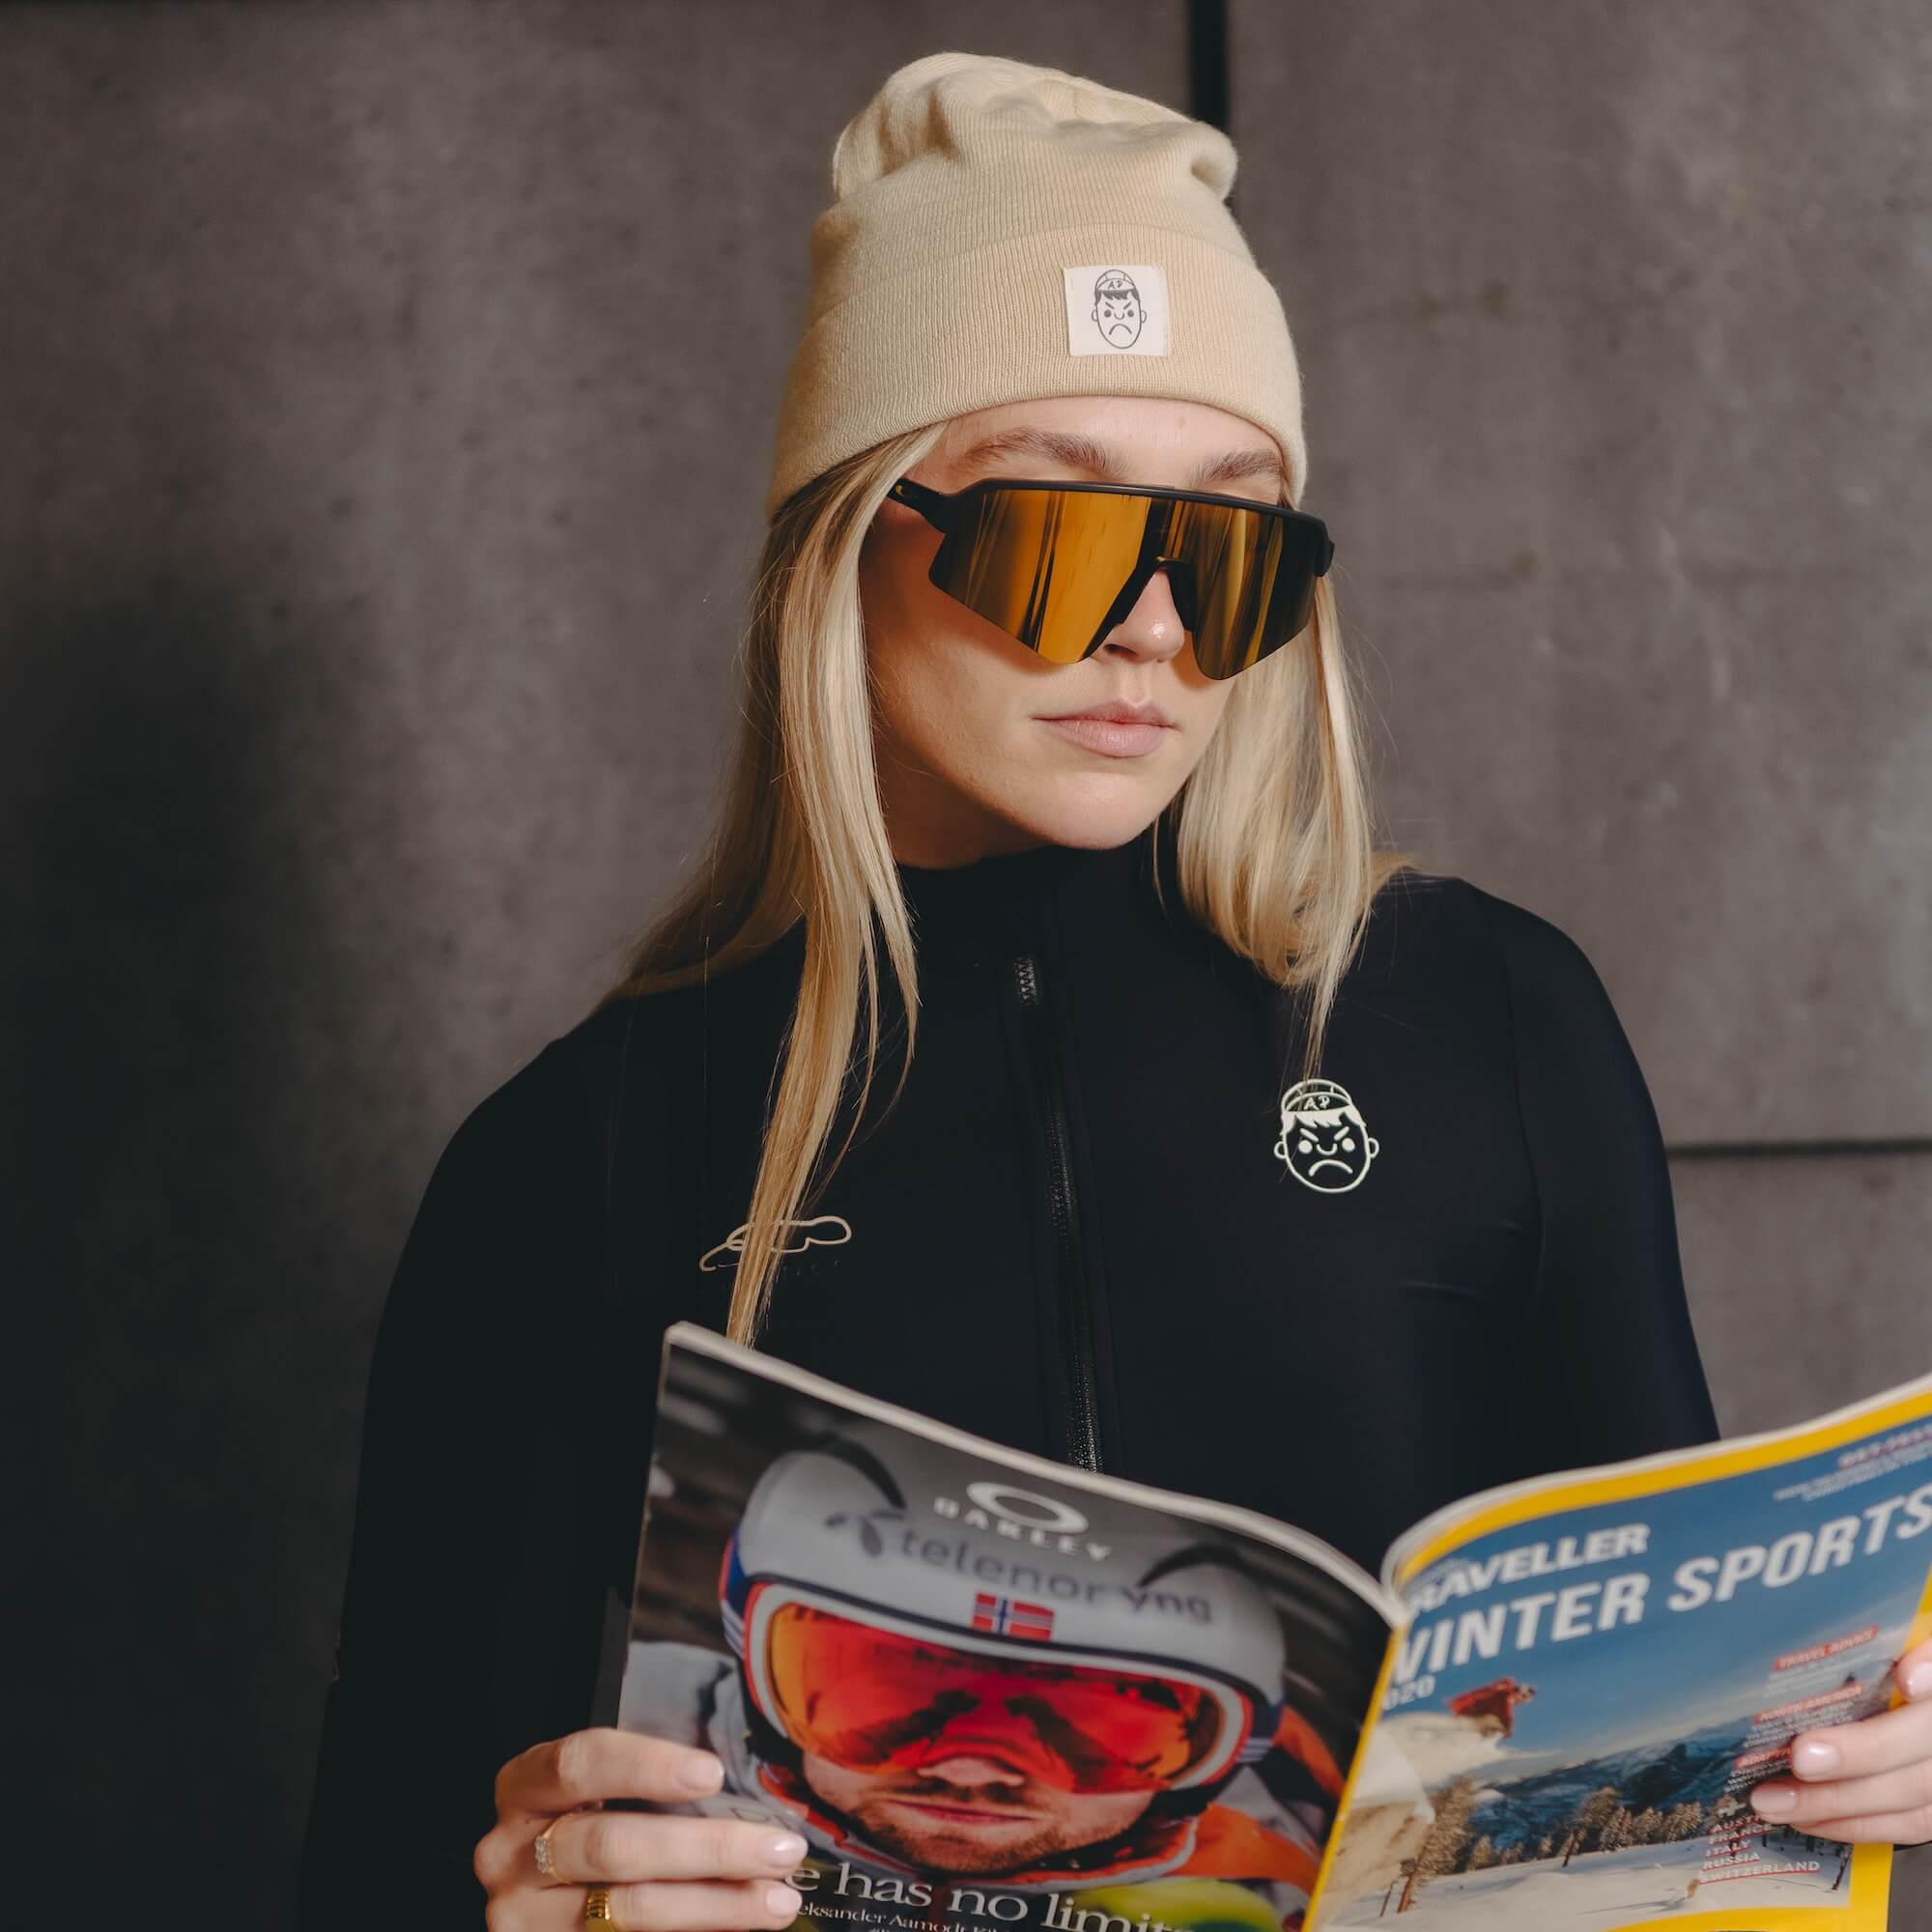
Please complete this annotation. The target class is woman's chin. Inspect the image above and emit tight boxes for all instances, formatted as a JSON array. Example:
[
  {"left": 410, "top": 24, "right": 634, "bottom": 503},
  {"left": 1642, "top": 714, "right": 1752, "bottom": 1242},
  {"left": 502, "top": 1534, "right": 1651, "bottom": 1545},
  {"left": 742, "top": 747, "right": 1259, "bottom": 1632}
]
[{"left": 994, "top": 776, "right": 1176, "bottom": 852}]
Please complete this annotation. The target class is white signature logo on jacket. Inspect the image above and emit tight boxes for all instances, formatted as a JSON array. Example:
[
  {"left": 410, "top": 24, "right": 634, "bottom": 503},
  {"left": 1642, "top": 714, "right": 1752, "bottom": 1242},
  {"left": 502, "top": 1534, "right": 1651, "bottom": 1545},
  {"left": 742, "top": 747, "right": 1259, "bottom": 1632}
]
[
  {"left": 1273, "top": 1079, "right": 1379, "bottom": 1192},
  {"left": 698, "top": 1214, "right": 853, "bottom": 1273}
]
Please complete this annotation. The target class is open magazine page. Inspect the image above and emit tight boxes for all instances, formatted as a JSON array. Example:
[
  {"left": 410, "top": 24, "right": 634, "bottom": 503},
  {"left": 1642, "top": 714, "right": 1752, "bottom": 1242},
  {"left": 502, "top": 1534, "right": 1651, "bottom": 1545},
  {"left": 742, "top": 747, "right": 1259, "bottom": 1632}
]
[
  {"left": 1306, "top": 1373, "right": 1932, "bottom": 1931},
  {"left": 618, "top": 1323, "right": 1396, "bottom": 1932}
]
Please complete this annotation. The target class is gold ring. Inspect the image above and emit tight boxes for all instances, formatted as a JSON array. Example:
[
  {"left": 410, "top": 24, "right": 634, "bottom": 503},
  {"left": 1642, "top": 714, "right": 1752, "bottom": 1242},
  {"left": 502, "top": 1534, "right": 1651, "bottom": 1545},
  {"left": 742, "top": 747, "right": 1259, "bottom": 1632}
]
[{"left": 584, "top": 1885, "right": 618, "bottom": 1925}]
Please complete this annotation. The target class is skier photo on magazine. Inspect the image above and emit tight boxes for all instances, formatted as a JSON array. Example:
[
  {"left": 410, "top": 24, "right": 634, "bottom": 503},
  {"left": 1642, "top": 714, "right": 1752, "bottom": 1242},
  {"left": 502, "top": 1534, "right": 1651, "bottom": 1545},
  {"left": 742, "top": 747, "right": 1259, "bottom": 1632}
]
[{"left": 617, "top": 1348, "right": 1388, "bottom": 1932}]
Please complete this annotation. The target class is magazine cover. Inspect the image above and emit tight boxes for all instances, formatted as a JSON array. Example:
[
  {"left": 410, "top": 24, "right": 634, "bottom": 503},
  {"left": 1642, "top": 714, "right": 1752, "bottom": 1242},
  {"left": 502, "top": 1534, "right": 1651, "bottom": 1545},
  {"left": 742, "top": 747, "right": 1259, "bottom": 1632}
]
[
  {"left": 617, "top": 1328, "right": 1932, "bottom": 1932},
  {"left": 617, "top": 1322, "right": 1396, "bottom": 1932},
  {"left": 1308, "top": 1376, "right": 1932, "bottom": 1930}
]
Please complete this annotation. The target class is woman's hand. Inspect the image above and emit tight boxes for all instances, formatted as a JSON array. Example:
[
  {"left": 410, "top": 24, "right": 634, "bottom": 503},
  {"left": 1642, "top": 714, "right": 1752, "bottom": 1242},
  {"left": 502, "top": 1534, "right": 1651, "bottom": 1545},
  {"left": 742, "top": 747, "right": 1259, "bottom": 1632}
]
[
  {"left": 474, "top": 1727, "right": 810, "bottom": 1929},
  {"left": 1747, "top": 1637, "right": 1932, "bottom": 1845}
]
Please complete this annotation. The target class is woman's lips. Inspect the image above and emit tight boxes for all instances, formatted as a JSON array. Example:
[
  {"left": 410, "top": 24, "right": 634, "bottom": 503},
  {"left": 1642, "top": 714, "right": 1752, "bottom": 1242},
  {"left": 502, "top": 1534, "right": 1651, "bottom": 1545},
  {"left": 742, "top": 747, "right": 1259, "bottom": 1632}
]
[{"left": 1037, "top": 715, "right": 1171, "bottom": 757}]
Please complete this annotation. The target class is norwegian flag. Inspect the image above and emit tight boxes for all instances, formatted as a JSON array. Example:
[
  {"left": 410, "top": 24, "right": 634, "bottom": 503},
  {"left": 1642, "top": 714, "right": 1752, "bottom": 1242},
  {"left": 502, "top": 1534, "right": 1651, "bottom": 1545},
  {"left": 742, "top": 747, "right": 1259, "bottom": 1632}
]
[{"left": 972, "top": 1592, "right": 1055, "bottom": 1639}]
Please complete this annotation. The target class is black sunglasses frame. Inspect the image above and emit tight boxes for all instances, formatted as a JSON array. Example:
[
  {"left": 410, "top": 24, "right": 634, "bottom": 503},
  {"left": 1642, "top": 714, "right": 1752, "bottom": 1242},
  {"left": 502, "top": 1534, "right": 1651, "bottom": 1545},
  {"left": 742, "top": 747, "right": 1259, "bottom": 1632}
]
[{"left": 884, "top": 473, "right": 1335, "bottom": 676}]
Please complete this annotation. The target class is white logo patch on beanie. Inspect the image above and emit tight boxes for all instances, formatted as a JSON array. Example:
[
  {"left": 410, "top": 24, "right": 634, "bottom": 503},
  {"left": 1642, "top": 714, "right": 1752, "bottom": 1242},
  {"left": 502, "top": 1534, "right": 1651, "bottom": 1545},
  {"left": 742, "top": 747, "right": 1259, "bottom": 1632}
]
[{"left": 1064, "top": 264, "right": 1172, "bottom": 357}]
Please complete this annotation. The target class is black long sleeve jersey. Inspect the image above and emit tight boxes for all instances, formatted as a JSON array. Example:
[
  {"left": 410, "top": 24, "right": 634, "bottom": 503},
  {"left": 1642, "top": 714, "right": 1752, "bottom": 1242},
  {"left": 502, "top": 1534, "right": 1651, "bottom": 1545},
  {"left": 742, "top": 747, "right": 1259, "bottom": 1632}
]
[{"left": 298, "top": 828, "right": 1720, "bottom": 1921}]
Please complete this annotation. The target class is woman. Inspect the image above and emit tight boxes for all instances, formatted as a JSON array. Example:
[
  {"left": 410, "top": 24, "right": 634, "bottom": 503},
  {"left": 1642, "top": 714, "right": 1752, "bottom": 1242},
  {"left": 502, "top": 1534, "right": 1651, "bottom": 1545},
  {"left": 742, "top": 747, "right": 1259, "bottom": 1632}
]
[{"left": 298, "top": 49, "right": 1932, "bottom": 1932}]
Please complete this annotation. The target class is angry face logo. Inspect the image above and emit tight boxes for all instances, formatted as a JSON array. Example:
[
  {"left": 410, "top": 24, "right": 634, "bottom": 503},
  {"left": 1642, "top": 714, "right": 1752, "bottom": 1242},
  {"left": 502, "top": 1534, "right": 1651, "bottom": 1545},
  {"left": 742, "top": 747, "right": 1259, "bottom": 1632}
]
[
  {"left": 1090, "top": 269, "right": 1146, "bottom": 348},
  {"left": 1273, "top": 1079, "right": 1379, "bottom": 1192}
]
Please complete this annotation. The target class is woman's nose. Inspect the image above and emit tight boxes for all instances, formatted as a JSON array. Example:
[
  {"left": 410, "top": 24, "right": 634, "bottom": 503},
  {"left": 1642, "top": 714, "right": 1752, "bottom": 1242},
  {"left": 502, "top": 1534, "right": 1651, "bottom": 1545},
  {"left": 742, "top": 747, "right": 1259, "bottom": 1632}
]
[{"left": 1094, "top": 566, "right": 1190, "bottom": 665}]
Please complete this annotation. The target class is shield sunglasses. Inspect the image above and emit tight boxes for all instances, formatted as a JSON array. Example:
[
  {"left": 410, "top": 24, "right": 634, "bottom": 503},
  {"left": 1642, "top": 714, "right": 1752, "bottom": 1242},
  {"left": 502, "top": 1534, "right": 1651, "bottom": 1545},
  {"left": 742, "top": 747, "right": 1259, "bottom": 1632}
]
[
  {"left": 887, "top": 474, "right": 1335, "bottom": 681},
  {"left": 750, "top": 1598, "right": 1254, "bottom": 1794}
]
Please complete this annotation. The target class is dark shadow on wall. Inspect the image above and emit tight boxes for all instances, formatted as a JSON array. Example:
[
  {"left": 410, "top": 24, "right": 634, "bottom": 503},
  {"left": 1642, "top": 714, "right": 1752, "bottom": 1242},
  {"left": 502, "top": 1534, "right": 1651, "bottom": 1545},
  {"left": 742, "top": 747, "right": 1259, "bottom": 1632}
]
[{"left": 1, "top": 581, "right": 385, "bottom": 1919}]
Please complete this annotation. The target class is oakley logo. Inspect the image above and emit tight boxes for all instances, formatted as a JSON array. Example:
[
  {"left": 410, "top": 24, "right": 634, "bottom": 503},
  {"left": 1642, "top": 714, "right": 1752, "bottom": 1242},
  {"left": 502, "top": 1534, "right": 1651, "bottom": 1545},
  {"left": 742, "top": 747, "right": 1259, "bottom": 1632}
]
[
  {"left": 1064, "top": 262, "right": 1171, "bottom": 357},
  {"left": 697, "top": 1212, "right": 853, "bottom": 1272},
  {"left": 933, "top": 1485, "right": 1112, "bottom": 1561},
  {"left": 1274, "top": 1078, "right": 1379, "bottom": 1193},
  {"left": 962, "top": 1482, "right": 1090, "bottom": 1538}
]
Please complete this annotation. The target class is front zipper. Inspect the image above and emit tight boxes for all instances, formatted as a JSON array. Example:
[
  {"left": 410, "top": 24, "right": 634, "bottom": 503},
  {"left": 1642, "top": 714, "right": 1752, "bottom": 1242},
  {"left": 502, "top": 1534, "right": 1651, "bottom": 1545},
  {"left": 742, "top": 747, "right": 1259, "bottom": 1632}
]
[{"left": 1011, "top": 952, "right": 1104, "bottom": 1473}]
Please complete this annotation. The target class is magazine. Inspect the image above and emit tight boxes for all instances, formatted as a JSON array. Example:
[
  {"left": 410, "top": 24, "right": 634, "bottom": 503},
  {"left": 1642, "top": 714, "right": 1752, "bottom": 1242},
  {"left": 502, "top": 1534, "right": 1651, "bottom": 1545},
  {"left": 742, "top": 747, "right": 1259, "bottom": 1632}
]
[{"left": 616, "top": 1322, "right": 1932, "bottom": 1932}]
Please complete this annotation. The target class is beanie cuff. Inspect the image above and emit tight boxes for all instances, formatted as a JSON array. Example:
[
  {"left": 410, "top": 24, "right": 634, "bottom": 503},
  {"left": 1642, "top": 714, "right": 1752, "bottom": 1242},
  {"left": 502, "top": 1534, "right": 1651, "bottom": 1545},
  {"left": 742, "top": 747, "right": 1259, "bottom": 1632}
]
[{"left": 765, "top": 222, "right": 1307, "bottom": 521}]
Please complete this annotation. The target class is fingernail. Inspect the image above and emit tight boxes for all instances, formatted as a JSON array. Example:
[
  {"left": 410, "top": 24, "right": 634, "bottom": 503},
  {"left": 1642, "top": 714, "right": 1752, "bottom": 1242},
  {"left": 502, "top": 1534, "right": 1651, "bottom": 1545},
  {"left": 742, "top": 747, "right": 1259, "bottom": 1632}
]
[
  {"left": 1792, "top": 1739, "right": 1841, "bottom": 1777},
  {"left": 1751, "top": 1783, "right": 1796, "bottom": 1815},
  {"left": 764, "top": 1884, "right": 801, "bottom": 1920},
  {"left": 764, "top": 1833, "right": 808, "bottom": 1868},
  {"left": 677, "top": 1751, "right": 724, "bottom": 1791},
  {"left": 1904, "top": 1660, "right": 1932, "bottom": 1701}
]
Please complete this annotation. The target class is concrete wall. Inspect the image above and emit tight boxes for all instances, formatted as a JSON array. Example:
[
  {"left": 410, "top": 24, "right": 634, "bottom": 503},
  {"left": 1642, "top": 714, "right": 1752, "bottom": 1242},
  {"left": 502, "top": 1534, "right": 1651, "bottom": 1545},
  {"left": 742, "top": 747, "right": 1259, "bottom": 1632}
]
[
  {"left": 1228, "top": 0, "right": 1932, "bottom": 1435},
  {"left": 6, "top": 2, "right": 1926, "bottom": 1915}
]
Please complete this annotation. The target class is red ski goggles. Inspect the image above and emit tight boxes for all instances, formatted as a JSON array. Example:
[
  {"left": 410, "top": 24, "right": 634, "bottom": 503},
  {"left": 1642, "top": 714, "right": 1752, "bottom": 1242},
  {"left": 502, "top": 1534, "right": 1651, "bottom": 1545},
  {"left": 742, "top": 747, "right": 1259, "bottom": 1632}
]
[
  {"left": 748, "top": 1599, "right": 1253, "bottom": 1794},
  {"left": 886, "top": 475, "right": 1334, "bottom": 681}
]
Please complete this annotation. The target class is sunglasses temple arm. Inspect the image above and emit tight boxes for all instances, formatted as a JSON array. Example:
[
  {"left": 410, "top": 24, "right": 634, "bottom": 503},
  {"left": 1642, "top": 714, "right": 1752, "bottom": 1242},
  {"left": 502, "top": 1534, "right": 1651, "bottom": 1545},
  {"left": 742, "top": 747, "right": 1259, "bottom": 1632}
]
[{"left": 887, "top": 475, "right": 960, "bottom": 533}]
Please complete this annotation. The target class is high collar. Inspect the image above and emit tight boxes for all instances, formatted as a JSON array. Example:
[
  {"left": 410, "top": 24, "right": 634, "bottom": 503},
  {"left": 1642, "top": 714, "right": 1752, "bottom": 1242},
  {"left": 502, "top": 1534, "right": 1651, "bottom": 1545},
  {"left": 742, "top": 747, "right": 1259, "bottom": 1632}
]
[{"left": 894, "top": 821, "right": 1173, "bottom": 973}]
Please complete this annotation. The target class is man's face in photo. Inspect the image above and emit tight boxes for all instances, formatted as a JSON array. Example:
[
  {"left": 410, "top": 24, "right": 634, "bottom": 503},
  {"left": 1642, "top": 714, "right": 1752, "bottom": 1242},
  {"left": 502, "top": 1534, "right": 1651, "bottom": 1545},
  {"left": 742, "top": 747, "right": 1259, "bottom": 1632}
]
[{"left": 800, "top": 1747, "right": 1155, "bottom": 1873}]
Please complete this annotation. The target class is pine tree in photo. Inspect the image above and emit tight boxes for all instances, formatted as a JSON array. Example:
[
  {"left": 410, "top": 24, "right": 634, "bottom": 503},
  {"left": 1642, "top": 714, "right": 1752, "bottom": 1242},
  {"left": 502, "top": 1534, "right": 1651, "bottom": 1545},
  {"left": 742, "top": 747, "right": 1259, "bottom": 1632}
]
[
  {"left": 1665, "top": 1801, "right": 1704, "bottom": 1842},
  {"left": 1396, "top": 1777, "right": 1478, "bottom": 1913},
  {"left": 1382, "top": 1860, "right": 1414, "bottom": 1918},
  {"left": 1464, "top": 1835, "right": 1495, "bottom": 1871},
  {"left": 1570, "top": 1784, "right": 1626, "bottom": 1856}
]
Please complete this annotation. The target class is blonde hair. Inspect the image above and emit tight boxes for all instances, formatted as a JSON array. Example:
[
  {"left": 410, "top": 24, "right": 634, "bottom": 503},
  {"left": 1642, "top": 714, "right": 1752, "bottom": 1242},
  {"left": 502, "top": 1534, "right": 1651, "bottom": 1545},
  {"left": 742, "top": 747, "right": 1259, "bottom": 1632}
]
[{"left": 604, "top": 420, "right": 1417, "bottom": 1344}]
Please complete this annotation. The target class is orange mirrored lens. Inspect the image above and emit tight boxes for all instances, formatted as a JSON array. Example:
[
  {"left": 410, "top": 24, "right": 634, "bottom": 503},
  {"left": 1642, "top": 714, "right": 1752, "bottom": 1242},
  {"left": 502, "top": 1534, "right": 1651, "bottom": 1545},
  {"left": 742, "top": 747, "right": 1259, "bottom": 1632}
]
[
  {"left": 927, "top": 486, "right": 1319, "bottom": 679},
  {"left": 932, "top": 487, "right": 1149, "bottom": 666},
  {"left": 762, "top": 1603, "right": 1232, "bottom": 1792},
  {"left": 1160, "top": 496, "right": 1292, "bottom": 679}
]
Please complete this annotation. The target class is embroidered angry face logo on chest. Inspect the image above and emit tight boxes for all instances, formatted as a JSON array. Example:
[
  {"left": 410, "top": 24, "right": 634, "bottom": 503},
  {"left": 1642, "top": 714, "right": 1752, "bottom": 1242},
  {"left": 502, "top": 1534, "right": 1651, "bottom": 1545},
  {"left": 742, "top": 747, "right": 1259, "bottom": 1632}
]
[{"left": 1273, "top": 1078, "right": 1379, "bottom": 1192}]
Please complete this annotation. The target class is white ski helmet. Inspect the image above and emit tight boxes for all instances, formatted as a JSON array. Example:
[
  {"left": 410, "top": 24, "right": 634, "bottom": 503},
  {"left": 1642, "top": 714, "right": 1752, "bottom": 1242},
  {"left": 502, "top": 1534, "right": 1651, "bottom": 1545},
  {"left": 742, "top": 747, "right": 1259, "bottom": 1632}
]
[{"left": 720, "top": 1422, "right": 1290, "bottom": 1793}]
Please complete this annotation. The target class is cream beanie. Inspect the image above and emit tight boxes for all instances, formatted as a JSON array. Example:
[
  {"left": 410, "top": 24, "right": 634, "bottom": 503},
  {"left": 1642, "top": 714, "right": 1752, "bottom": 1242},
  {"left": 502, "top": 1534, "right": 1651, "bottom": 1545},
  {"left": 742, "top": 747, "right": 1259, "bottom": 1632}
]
[{"left": 763, "top": 50, "right": 1309, "bottom": 524}]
